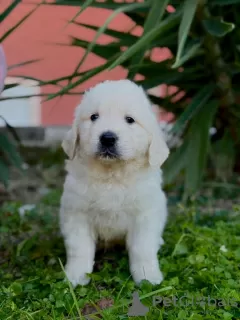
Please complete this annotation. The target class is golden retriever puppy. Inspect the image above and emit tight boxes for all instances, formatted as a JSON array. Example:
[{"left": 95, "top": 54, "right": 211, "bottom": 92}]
[{"left": 60, "top": 79, "right": 169, "bottom": 287}]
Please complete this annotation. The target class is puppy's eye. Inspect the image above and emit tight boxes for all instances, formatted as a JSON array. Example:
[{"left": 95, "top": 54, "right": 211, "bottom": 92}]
[
  {"left": 125, "top": 116, "right": 135, "bottom": 124},
  {"left": 90, "top": 113, "right": 99, "bottom": 122}
]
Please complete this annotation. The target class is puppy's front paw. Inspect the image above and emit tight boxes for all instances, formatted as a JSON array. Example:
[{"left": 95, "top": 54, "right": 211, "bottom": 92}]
[
  {"left": 130, "top": 261, "right": 163, "bottom": 286},
  {"left": 65, "top": 262, "right": 91, "bottom": 287}
]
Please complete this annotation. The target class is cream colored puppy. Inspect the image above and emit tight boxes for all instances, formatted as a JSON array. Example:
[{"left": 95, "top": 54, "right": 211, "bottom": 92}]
[{"left": 60, "top": 79, "right": 169, "bottom": 287}]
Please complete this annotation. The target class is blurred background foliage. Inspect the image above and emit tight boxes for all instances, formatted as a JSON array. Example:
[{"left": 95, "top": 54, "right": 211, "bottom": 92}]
[
  {"left": 1, "top": 0, "right": 240, "bottom": 199},
  {"left": 0, "top": 1, "right": 42, "bottom": 188}
]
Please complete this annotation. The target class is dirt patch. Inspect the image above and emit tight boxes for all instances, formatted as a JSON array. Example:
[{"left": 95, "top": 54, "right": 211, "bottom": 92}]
[{"left": 82, "top": 298, "right": 114, "bottom": 318}]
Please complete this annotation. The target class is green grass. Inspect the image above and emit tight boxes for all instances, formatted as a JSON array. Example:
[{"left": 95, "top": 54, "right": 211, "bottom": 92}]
[{"left": 1, "top": 187, "right": 240, "bottom": 319}]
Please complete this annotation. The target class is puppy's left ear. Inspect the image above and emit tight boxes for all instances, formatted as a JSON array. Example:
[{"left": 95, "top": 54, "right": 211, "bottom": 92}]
[
  {"left": 148, "top": 123, "right": 169, "bottom": 167},
  {"left": 62, "top": 122, "right": 79, "bottom": 160}
]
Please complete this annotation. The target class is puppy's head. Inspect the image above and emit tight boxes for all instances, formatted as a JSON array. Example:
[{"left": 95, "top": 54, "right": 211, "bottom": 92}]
[{"left": 62, "top": 80, "right": 169, "bottom": 167}]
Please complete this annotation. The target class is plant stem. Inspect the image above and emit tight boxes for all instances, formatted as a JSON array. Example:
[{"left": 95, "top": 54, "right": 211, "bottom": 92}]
[{"left": 196, "top": 2, "right": 235, "bottom": 108}]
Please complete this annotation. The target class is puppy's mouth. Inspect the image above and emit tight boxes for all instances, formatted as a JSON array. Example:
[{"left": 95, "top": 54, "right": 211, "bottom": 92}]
[{"left": 96, "top": 146, "right": 120, "bottom": 160}]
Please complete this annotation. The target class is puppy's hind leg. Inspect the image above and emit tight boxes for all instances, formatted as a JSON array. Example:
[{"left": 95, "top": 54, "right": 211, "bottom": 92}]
[{"left": 61, "top": 213, "right": 96, "bottom": 287}]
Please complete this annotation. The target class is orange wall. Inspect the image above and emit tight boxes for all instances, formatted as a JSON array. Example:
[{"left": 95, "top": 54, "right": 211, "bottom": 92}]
[{"left": 1, "top": 1, "right": 170, "bottom": 125}]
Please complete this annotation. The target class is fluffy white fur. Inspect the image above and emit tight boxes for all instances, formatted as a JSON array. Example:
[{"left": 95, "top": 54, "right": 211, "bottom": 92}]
[{"left": 60, "top": 79, "right": 170, "bottom": 287}]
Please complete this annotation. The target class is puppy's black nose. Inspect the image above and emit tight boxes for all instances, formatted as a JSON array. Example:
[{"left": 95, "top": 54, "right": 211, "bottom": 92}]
[{"left": 100, "top": 131, "right": 118, "bottom": 147}]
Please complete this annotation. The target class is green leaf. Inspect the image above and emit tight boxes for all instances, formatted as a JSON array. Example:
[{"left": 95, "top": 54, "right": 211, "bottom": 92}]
[
  {"left": 210, "top": 129, "right": 236, "bottom": 180},
  {"left": 46, "top": 54, "right": 121, "bottom": 100},
  {"left": 178, "top": 310, "right": 187, "bottom": 319},
  {"left": 0, "top": 133, "right": 22, "bottom": 169},
  {"left": 73, "top": 21, "right": 177, "bottom": 56},
  {"left": 128, "top": 0, "right": 170, "bottom": 79},
  {"left": 0, "top": 159, "right": 9, "bottom": 187},
  {"left": 223, "top": 312, "right": 234, "bottom": 320},
  {"left": 137, "top": 72, "right": 183, "bottom": 89},
  {"left": 3, "top": 83, "right": 19, "bottom": 91},
  {"left": 171, "top": 84, "right": 216, "bottom": 135},
  {"left": 211, "top": 0, "right": 240, "bottom": 5},
  {"left": 202, "top": 18, "right": 235, "bottom": 37},
  {"left": 189, "top": 314, "right": 203, "bottom": 320},
  {"left": 71, "top": 37, "right": 122, "bottom": 60},
  {"left": 0, "top": 116, "right": 21, "bottom": 143},
  {"left": 130, "top": 59, "right": 170, "bottom": 76},
  {"left": 163, "top": 140, "right": 189, "bottom": 186},
  {"left": 7, "top": 59, "right": 42, "bottom": 71},
  {"left": 171, "top": 39, "right": 203, "bottom": 69},
  {"left": 66, "top": 0, "right": 95, "bottom": 27},
  {"left": 108, "top": 9, "right": 182, "bottom": 70},
  {"left": 10, "top": 74, "right": 81, "bottom": 87},
  {"left": 172, "top": 0, "right": 198, "bottom": 69},
  {"left": 172, "top": 234, "right": 190, "bottom": 257},
  {"left": 10, "top": 282, "right": 22, "bottom": 295},
  {"left": 148, "top": 94, "right": 177, "bottom": 113},
  {"left": 53, "top": 0, "right": 144, "bottom": 11},
  {"left": 184, "top": 100, "right": 219, "bottom": 196},
  {"left": 0, "top": 5, "right": 39, "bottom": 43},
  {"left": 138, "top": 69, "right": 206, "bottom": 93},
  {"left": 70, "top": 1, "right": 149, "bottom": 76},
  {"left": 125, "top": 12, "right": 145, "bottom": 26},
  {"left": 138, "top": 61, "right": 203, "bottom": 79},
  {"left": 73, "top": 21, "right": 138, "bottom": 45},
  {"left": 0, "top": 0, "right": 21, "bottom": 23}
]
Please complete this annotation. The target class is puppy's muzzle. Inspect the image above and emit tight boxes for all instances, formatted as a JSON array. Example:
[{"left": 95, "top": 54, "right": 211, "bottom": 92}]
[{"left": 98, "top": 131, "right": 119, "bottom": 159}]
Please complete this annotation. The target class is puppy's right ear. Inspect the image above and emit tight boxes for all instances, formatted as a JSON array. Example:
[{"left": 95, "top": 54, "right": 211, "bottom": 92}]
[{"left": 62, "top": 122, "right": 79, "bottom": 160}]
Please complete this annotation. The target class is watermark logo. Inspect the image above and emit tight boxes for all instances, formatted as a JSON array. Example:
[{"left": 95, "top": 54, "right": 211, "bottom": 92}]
[
  {"left": 152, "top": 295, "right": 238, "bottom": 308},
  {"left": 128, "top": 291, "right": 149, "bottom": 316},
  {"left": 127, "top": 291, "right": 238, "bottom": 317}
]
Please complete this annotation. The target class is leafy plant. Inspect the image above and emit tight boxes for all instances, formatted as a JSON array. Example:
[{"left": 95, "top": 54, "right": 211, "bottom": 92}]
[
  {"left": 0, "top": 45, "right": 22, "bottom": 187},
  {"left": 44, "top": 0, "right": 240, "bottom": 198},
  {"left": 0, "top": 1, "right": 42, "bottom": 187}
]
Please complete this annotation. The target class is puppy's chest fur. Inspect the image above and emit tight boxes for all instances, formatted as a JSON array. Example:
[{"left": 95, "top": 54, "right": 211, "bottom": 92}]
[
  {"left": 75, "top": 178, "right": 145, "bottom": 240},
  {"left": 64, "top": 163, "right": 159, "bottom": 242}
]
